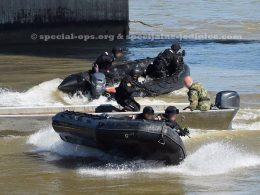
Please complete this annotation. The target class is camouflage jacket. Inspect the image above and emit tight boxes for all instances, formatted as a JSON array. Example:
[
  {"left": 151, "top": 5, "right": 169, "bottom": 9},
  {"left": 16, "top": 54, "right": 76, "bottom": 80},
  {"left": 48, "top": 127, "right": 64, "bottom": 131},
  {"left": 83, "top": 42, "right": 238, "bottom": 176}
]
[{"left": 187, "top": 82, "right": 211, "bottom": 111}]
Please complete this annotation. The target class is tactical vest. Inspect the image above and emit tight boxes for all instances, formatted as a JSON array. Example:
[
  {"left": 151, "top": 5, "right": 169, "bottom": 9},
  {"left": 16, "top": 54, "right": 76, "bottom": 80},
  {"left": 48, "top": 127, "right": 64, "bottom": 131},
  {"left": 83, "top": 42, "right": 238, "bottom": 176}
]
[{"left": 157, "top": 49, "right": 176, "bottom": 65}]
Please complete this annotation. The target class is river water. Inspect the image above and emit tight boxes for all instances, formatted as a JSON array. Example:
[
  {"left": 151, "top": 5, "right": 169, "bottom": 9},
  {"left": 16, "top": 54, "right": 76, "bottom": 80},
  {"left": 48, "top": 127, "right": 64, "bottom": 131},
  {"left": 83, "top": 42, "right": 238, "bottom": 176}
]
[{"left": 0, "top": 0, "right": 260, "bottom": 194}]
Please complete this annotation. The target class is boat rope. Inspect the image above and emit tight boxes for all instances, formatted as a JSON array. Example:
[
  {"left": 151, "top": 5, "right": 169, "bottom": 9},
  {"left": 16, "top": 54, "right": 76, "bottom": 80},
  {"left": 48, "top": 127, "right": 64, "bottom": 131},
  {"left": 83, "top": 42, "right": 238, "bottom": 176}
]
[
  {"left": 158, "top": 123, "right": 166, "bottom": 145},
  {"left": 129, "top": 20, "right": 158, "bottom": 27}
]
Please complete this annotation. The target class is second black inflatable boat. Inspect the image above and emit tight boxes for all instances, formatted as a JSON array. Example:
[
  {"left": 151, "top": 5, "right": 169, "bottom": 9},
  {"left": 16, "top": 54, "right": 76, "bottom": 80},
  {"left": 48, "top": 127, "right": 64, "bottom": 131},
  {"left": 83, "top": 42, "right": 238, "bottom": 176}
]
[
  {"left": 58, "top": 57, "right": 190, "bottom": 98},
  {"left": 52, "top": 111, "right": 186, "bottom": 165}
]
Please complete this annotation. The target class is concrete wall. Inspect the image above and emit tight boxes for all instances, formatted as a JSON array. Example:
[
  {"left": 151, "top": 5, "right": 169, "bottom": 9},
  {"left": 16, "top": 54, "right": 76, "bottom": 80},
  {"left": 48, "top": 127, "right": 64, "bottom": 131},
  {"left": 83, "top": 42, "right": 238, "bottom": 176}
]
[{"left": 0, "top": 0, "right": 129, "bottom": 43}]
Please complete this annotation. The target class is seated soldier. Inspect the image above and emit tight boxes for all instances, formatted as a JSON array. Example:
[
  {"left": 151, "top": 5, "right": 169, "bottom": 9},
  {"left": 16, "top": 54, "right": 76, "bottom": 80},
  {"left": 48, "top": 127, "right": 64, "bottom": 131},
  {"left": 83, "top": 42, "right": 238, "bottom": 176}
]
[
  {"left": 158, "top": 106, "right": 189, "bottom": 137},
  {"left": 159, "top": 106, "right": 180, "bottom": 127},
  {"left": 134, "top": 106, "right": 155, "bottom": 121},
  {"left": 91, "top": 47, "right": 123, "bottom": 74}
]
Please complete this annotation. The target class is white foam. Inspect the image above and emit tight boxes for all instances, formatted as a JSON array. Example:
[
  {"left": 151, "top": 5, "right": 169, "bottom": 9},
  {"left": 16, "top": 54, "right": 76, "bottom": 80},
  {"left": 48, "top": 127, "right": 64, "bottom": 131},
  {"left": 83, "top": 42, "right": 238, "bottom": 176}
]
[
  {"left": 137, "top": 98, "right": 166, "bottom": 105},
  {"left": 78, "top": 142, "right": 260, "bottom": 177},
  {"left": 53, "top": 84, "right": 169, "bottom": 106},
  {"left": 0, "top": 79, "right": 63, "bottom": 106},
  {"left": 235, "top": 109, "right": 260, "bottom": 121},
  {"left": 60, "top": 93, "right": 167, "bottom": 107},
  {"left": 27, "top": 127, "right": 108, "bottom": 159},
  {"left": 60, "top": 91, "right": 115, "bottom": 106},
  {"left": 145, "top": 142, "right": 260, "bottom": 176},
  {"left": 0, "top": 79, "right": 167, "bottom": 107},
  {"left": 79, "top": 168, "right": 133, "bottom": 177},
  {"left": 170, "top": 87, "right": 188, "bottom": 96},
  {"left": 0, "top": 79, "right": 117, "bottom": 106},
  {"left": 78, "top": 160, "right": 164, "bottom": 177}
]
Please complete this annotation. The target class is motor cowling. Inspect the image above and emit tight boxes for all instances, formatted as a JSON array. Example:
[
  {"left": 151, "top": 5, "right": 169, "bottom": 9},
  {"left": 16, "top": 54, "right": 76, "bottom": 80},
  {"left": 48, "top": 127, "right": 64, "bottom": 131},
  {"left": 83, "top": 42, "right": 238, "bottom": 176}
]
[
  {"left": 215, "top": 91, "right": 240, "bottom": 109},
  {"left": 91, "top": 73, "right": 106, "bottom": 99},
  {"left": 58, "top": 72, "right": 89, "bottom": 94}
]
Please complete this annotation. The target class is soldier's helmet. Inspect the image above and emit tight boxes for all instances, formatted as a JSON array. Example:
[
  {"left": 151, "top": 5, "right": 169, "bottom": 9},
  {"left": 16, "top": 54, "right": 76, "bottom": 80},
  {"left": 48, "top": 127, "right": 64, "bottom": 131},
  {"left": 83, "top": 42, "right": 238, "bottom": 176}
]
[
  {"left": 112, "top": 47, "right": 123, "bottom": 55},
  {"left": 130, "top": 68, "right": 142, "bottom": 77},
  {"left": 165, "top": 106, "right": 179, "bottom": 115},
  {"left": 171, "top": 43, "right": 181, "bottom": 52},
  {"left": 143, "top": 106, "right": 154, "bottom": 114}
]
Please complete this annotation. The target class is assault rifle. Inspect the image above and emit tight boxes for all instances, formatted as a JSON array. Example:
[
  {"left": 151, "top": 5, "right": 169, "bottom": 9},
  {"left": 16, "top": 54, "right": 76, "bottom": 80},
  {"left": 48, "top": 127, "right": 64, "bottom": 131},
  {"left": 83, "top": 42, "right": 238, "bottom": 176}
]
[
  {"left": 131, "top": 80, "right": 157, "bottom": 97},
  {"left": 177, "top": 128, "right": 190, "bottom": 138}
]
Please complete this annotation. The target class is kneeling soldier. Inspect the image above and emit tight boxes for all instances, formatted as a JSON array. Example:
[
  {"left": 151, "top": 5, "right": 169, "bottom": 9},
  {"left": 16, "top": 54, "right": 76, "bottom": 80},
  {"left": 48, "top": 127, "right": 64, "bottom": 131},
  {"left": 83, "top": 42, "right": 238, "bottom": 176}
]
[
  {"left": 183, "top": 76, "right": 211, "bottom": 111},
  {"left": 135, "top": 106, "right": 155, "bottom": 121}
]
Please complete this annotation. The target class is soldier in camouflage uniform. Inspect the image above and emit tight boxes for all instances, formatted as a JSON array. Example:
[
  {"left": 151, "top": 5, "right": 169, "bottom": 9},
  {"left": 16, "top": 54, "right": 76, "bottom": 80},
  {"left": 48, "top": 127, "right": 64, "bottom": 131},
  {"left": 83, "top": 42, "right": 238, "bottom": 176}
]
[{"left": 183, "top": 76, "right": 211, "bottom": 111}]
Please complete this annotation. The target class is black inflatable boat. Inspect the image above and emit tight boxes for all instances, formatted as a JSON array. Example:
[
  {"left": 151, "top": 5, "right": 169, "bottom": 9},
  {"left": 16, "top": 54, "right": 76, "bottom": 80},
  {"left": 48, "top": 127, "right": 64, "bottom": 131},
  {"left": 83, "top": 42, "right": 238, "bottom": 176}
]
[
  {"left": 58, "top": 58, "right": 154, "bottom": 98},
  {"left": 58, "top": 57, "right": 190, "bottom": 98},
  {"left": 52, "top": 111, "right": 186, "bottom": 165}
]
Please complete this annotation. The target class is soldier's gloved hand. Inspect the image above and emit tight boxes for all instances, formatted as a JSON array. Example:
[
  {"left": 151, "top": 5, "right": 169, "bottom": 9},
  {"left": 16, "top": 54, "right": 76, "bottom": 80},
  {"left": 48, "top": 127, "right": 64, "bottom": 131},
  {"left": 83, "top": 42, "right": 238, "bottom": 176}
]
[
  {"left": 178, "top": 128, "right": 190, "bottom": 137},
  {"left": 183, "top": 128, "right": 190, "bottom": 136},
  {"left": 177, "top": 130, "right": 185, "bottom": 137},
  {"left": 105, "top": 93, "right": 115, "bottom": 101}
]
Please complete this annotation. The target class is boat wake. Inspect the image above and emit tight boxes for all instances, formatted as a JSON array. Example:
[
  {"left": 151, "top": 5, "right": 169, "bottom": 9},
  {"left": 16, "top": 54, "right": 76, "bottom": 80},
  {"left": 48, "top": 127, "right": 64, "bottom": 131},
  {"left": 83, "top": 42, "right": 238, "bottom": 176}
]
[
  {"left": 0, "top": 79, "right": 115, "bottom": 106},
  {"left": 78, "top": 142, "right": 260, "bottom": 177},
  {"left": 0, "top": 79, "right": 64, "bottom": 106},
  {"left": 27, "top": 128, "right": 260, "bottom": 177},
  {"left": 233, "top": 109, "right": 260, "bottom": 130},
  {"left": 0, "top": 79, "right": 167, "bottom": 107}
]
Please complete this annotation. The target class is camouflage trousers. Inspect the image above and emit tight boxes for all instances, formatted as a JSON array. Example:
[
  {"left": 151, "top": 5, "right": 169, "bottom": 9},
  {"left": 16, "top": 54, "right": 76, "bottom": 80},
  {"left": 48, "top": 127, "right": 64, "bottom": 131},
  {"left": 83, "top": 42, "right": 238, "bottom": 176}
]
[{"left": 197, "top": 101, "right": 211, "bottom": 111}]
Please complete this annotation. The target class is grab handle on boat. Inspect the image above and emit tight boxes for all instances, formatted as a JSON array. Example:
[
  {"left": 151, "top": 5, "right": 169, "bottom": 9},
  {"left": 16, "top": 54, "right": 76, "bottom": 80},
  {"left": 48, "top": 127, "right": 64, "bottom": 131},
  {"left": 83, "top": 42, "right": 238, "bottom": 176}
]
[
  {"left": 158, "top": 138, "right": 165, "bottom": 145},
  {"left": 158, "top": 124, "right": 166, "bottom": 145}
]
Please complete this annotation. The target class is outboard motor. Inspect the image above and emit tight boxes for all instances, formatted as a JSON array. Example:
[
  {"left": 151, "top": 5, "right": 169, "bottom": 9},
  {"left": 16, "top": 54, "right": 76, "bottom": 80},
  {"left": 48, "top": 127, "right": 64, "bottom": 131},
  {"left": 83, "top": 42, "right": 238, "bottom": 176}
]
[
  {"left": 90, "top": 73, "right": 106, "bottom": 99},
  {"left": 215, "top": 91, "right": 240, "bottom": 109}
]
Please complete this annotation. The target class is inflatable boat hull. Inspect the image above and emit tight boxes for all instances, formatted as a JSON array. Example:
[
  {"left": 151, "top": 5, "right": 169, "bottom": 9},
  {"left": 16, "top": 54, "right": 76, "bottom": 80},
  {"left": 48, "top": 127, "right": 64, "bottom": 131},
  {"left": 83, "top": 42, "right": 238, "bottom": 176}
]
[
  {"left": 52, "top": 111, "right": 186, "bottom": 165},
  {"left": 133, "top": 64, "right": 190, "bottom": 97}
]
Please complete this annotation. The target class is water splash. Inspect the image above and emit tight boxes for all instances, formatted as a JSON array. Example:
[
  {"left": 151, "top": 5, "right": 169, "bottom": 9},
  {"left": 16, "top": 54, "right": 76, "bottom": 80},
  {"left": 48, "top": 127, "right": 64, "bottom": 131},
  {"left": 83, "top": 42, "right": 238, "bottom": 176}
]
[
  {"left": 0, "top": 79, "right": 115, "bottom": 106},
  {"left": 0, "top": 79, "right": 121, "bottom": 106},
  {"left": 78, "top": 160, "right": 164, "bottom": 177},
  {"left": 27, "top": 127, "right": 108, "bottom": 159},
  {"left": 78, "top": 142, "right": 260, "bottom": 177},
  {"left": 0, "top": 79, "right": 168, "bottom": 107},
  {"left": 0, "top": 79, "right": 63, "bottom": 106},
  {"left": 60, "top": 91, "right": 114, "bottom": 106},
  {"left": 154, "top": 142, "right": 260, "bottom": 176}
]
